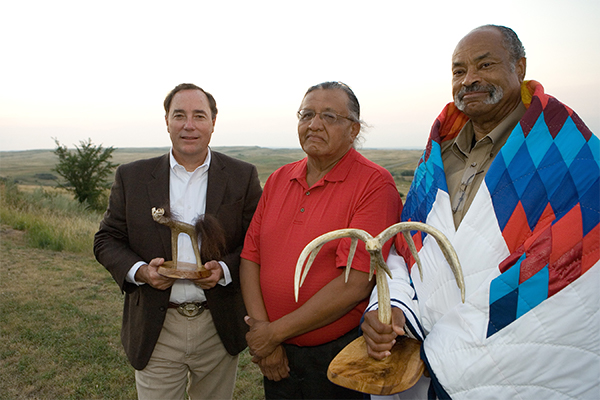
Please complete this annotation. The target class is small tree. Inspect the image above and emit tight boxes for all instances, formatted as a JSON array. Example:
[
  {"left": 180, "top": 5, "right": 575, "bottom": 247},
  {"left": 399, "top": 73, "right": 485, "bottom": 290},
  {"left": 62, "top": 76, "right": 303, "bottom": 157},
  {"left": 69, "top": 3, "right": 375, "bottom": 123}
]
[{"left": 53, "top": 138, "right": 118, "bottom": 210}]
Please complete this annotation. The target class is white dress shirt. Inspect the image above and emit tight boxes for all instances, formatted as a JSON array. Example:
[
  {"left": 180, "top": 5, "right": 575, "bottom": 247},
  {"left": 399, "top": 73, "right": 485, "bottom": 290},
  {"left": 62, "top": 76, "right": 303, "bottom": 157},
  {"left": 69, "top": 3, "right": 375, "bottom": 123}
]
[{"left": 126, "top": 148, "right": 232, "bottom": 303}]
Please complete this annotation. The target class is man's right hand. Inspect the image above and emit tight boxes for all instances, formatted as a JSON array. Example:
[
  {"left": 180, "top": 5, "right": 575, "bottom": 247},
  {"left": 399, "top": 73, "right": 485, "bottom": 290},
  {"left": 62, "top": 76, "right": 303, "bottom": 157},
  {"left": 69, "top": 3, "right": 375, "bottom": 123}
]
[
  {"left": 135, "top": 258, "right": 176, "bottom": 290},
  {"left": 361, "top": 307, "right": 406, "bottom": 360},
  {"left": 257, "top": 344, "right": 290, "bottom": 382}
]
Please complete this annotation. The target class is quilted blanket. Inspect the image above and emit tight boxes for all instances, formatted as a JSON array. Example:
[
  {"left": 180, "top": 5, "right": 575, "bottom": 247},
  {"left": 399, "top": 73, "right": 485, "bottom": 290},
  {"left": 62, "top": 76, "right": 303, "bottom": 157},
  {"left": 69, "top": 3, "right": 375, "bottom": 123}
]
[{"left": 369, "top": 80, "right": 599, "bottom": 399}]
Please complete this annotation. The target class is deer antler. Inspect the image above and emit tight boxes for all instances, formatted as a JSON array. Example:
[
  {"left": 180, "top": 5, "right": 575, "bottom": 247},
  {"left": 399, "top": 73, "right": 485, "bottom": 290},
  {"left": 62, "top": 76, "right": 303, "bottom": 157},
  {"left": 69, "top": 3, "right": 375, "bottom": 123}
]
[{"left": 294, "top": 222, "right": 465, "bottom": 324}]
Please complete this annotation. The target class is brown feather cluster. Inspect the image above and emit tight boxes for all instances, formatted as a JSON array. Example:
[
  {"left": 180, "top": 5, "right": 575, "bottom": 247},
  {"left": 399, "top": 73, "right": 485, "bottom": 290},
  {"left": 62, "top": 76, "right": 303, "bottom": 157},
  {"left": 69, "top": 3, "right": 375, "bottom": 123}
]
[{"left": 195, "top": 214, "right": 227, "bottom": 263}]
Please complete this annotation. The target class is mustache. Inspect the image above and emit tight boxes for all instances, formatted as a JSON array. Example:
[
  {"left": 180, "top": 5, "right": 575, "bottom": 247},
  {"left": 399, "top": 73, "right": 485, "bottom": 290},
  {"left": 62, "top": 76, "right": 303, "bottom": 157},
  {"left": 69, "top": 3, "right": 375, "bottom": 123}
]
[{"left": 455, "top": 83, "right": 498, "bottom": 100}]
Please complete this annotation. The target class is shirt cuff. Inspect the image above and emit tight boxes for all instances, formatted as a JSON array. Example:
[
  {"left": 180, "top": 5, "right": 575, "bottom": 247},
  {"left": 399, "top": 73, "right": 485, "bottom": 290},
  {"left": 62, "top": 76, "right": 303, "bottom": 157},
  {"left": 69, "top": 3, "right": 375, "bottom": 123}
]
[
  {"left": 218, "top": 261, "right": 232, "bottom": 286},
  {"left": 126, "top": 261, "right": 147, "bottom": 286}
]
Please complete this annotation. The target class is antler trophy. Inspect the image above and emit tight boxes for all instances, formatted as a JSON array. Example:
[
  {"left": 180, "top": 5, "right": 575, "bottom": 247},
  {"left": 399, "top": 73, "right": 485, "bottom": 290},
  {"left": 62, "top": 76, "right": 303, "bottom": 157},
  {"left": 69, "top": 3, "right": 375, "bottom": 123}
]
[
  {"left": 151, "top": 207, "right": 212, "bottom": 279},
  {"left": 295, "top": 222, "right": 465, "bottom": 395}
]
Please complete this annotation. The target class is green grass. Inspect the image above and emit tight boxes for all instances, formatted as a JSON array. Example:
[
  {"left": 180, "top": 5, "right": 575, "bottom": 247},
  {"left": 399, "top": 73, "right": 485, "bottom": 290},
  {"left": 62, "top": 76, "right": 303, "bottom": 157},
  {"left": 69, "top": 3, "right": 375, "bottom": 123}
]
[
  {"left": 0, "top": 183, "right": 264, "bottom": 399},
  {"left": 0, "top": 146, "right": 422, "bottom": 399}
]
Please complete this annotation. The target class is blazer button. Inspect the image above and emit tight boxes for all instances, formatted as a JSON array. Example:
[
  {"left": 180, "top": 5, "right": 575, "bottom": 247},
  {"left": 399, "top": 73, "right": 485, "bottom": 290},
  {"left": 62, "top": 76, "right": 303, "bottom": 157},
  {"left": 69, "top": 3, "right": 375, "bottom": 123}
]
[{"left": 159, "top": 306, "right": 166, "bottom": 312}]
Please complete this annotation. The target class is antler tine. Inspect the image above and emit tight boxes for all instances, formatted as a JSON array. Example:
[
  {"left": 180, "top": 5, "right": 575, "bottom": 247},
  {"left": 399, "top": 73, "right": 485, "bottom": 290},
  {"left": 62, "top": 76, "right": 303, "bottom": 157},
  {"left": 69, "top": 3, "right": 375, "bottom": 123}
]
[
  {"left": 402, "top": 231, "right": 424, "bottom": 282},
  {"left": 294, "top": 229, "right": 372, "bottom": 302},
  {"left": 345, "top": 238, "right": 358, "bottom": 283},
  {"left": 376, "top": 222, "right": 465, "bottom": 303}
]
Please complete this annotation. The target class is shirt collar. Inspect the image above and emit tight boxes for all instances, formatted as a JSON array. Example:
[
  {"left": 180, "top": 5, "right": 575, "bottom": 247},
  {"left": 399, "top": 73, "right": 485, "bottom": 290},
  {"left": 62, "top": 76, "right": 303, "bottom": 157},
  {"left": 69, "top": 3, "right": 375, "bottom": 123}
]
[
  {"left": 290, "top": 148, "right": 358, "bottom": 185},
  {"left": 454, "top": 101, "right": 526, "bottom": 156},
  {"left": 169, "top": 147, "right": 212, "bottom": 173}
]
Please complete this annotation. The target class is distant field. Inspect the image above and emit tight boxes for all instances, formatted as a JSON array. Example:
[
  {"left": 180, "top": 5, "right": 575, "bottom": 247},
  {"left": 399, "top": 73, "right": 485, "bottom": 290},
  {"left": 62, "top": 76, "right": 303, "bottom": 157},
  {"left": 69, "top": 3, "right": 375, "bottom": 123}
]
[{"left": 0, "top": 146, "right": 423, "bottom": 197}]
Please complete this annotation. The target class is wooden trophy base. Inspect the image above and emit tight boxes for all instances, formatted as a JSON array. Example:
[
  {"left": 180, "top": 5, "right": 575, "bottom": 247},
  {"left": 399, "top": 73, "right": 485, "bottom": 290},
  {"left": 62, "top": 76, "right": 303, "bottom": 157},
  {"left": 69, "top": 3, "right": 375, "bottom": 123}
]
[
  {"left": 327, "top": 335, "right": 424, "bottom": 395},
  {"left": 158, "top": 261, "right": 211, "bottom": 280}
]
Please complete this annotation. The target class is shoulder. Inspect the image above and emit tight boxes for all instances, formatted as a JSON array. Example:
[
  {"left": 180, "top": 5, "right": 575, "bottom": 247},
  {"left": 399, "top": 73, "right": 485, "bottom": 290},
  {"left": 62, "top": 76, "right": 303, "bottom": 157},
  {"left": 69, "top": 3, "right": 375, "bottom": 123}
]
[
  {"left": 266, "top": 158, "right": 304, "bottom": 183},
  {"left": 350, "top": 150, "right": 395, "bottom": 183}
]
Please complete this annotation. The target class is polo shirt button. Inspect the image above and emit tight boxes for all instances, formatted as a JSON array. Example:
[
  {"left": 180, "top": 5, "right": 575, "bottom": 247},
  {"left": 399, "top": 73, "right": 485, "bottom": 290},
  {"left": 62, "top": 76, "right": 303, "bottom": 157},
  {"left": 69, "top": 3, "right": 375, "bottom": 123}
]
[
  {"left": 300, "top": 208, "right": 305, "bottom": 212},
  {"left": 306, "top": 191, "right": 310, "bottom": 195}
]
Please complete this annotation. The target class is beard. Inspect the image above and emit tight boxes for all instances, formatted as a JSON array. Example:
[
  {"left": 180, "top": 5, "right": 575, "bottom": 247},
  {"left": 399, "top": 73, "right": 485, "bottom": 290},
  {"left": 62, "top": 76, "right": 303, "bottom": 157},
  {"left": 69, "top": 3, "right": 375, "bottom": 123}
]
[{"left": 454, "top": 83, "right": 504, "bottom": 111}]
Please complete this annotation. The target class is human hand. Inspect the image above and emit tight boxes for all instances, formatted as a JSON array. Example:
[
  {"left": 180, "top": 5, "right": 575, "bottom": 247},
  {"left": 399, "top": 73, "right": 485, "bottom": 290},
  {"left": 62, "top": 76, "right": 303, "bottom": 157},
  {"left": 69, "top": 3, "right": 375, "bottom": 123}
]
[
  {"left": 256, "top": 345, "right": 290, "bottom": 381},
  {"left": 361, "top": 307, "right": 406, "bottom": 360},
  {"left": 190, "top": 260, "right": 223, "bottom": 290},
  {"left": 135, "top": 258, "right": 177, "bottom": 290},
  {"left": 244, "top": 316, "right": 280, "bottom": 361}
]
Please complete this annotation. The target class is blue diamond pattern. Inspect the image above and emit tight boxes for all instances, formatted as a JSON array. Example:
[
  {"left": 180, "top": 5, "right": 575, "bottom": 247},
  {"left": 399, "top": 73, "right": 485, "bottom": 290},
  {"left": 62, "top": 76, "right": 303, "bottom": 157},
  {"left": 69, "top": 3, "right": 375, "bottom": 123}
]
[
  {"left": 580, "top": 177, "right": 600, "bottom": 236},
  {"left": 548, "top": 171, "right": 578, "bottom": 222},
  {"left": 489, "top": 254, "right": 523, "bottom": 303},
  {"left": 487, "top": 288, "right": 518, "bottom": 337},
  {"left": 525, "top": 121, "right": 555, "bottom": 168},
  {"left": 488, "top": 166, "right": 520, "bottom": 231},
  {"left": 516, "top": 266, "right": 549, "bottom": 318},
  {"left": 520, "top": 170, "right": 548, "bottom": 230},
  {"left": 507, "top": 142, "right": 536, "bottom": 198},
  {"left": 570, "top": 143, "right": 600, "bottom": 199},
  {"left": 537, "top": 143, "right": 567, "bottom": 199},
  {"left": 553, "top": 116, "right": 587, "bottom": 168}
]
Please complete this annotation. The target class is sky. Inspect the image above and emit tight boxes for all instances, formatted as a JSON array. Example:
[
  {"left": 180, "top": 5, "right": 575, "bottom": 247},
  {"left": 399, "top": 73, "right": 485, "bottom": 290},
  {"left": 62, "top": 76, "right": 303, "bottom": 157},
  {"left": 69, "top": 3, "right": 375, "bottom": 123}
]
[{"left": 1, "top": 0, "right": 599, "bottom": 152}]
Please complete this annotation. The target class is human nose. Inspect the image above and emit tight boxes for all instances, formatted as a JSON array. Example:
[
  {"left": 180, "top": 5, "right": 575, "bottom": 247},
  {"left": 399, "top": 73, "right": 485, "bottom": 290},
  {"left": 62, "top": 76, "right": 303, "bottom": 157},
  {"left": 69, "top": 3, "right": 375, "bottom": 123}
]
[
  {"left": 461, "top": 67, "right": 480, "bottom": 87},
  {"left": 308, "top": 113, "right": 324, "bottom": 129},
  {"left": 183, "top": 116, "right": 195, "bottom": 130}
]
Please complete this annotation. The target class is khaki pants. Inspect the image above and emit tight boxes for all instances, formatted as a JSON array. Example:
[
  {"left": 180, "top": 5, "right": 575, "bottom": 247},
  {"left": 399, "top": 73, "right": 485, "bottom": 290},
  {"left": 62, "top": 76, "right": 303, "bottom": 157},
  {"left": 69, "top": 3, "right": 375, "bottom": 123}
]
[{"left": 135, "top": 309, "right": 238, "bottom": 400}]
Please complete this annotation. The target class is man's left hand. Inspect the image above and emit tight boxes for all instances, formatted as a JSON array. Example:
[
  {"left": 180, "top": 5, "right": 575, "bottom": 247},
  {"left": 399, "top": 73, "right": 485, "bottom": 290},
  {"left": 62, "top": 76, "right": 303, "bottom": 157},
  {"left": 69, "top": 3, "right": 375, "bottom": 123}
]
[
  {"left": 245, "top": 316, "right": 280, "bottom": 361},
  {"left": 191, "top": 260, "right": 222, "bottom": 290}
]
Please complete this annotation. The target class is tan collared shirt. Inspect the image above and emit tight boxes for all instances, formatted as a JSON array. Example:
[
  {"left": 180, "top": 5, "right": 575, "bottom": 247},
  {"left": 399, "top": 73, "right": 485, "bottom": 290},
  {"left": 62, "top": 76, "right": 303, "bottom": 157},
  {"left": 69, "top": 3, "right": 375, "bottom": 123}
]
[{"left": 442, "top": 102, "right": 526, "bottom": 228}]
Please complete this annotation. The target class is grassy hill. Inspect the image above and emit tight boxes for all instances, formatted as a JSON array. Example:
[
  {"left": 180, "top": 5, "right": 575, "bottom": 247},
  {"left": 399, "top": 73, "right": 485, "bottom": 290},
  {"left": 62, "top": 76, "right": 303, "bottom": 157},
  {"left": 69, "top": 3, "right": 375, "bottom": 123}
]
[
  {"left": 0, "top": 146, "right": 424, "bottom": 398},
  {"left": 0, "top": 146, "right": 424, "bottom": 197}
]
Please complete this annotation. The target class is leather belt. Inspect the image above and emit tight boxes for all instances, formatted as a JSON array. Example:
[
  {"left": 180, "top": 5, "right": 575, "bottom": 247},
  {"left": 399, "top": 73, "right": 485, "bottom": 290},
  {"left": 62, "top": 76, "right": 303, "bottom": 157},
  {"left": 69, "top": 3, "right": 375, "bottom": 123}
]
[{"left": 168, "top": 301, "right": 209, "bottom": 317}]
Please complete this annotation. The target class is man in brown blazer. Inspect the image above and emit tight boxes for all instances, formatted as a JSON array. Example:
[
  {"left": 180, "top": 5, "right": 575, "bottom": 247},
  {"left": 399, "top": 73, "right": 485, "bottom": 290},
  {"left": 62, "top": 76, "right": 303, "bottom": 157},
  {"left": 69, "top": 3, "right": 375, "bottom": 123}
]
[{"left": 94, "top": 83, "right": 262, "bottom": 399}]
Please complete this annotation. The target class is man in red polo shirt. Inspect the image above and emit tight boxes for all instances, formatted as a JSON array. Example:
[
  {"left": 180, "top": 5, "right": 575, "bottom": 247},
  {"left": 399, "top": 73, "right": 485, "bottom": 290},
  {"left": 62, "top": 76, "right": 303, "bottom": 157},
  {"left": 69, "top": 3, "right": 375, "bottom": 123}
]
[{"left": 240, "top": 81, "right": 402, "bottom": 399}]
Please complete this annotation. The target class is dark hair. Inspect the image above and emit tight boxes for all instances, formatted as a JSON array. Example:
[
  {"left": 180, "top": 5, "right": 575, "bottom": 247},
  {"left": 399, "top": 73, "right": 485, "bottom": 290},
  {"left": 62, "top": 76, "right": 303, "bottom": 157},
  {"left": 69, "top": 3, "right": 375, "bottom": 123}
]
[
  {"left": 163, "top": 83, "right": 218, "bottom": 120},
  {"left": 304, "top": 81, "right": 361, "bottom": 122},
  {"left": 478, "top": 25, "right": 526, "bottom": 65}
]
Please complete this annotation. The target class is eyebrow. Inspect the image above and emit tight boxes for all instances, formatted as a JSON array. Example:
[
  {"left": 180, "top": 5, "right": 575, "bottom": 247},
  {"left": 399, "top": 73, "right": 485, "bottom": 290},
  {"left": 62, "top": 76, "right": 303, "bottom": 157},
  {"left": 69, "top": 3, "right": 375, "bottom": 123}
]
[
  {"left": 453, "top": 52, "right": 492, "bottom": 68},
  {"left": 172, "top": 109, "right": 209, "bottom": 115}
]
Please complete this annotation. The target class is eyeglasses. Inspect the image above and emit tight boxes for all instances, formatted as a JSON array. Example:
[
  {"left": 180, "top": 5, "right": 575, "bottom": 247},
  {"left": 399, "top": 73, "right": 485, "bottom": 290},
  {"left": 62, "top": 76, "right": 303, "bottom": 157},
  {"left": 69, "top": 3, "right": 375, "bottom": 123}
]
[{"left": 297, "top": 109, "right": 356, "bottom": 124}]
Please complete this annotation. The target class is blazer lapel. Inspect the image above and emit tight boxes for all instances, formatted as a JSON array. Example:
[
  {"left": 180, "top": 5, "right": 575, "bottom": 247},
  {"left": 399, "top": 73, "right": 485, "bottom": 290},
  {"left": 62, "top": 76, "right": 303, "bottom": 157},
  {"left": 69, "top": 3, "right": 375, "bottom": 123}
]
[
  {"left": 206, "top": 151, "right": 228, "bottom": 215},
  {"left": 147, "top": 154, "right": 172, "bottom": 257}
]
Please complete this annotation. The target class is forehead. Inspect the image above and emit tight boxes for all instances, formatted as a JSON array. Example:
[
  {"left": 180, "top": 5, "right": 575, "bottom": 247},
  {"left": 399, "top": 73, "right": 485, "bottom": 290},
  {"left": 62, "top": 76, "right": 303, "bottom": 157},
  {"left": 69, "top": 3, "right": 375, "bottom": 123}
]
[
  {"left": 452, "top": 28, "right": 509, "bottom": 64},
  {"left": 170, "top": 89, "right": 210, "bottom": 111},
  {"left": 301, "top": 89, "right": 350, "bottom": 112}
]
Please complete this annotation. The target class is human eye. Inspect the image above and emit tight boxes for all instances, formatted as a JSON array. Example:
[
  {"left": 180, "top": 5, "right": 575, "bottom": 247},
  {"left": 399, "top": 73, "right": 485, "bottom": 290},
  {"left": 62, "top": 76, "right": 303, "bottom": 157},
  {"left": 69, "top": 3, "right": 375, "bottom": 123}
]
[
  {"left": 173, "top": 113, "right": 185, "bottom": 119},
  {"left": 321, "top": 112, "right": 337, "bottom": 124},
  {"left": 194, "top": 113, "right": 207, "bottom": 120},
  {"left": 299, "top": 110, "right": 315, "bottom": 121},
  {"left": 452, "top": 68, "right": 465, "bottom": 77}
]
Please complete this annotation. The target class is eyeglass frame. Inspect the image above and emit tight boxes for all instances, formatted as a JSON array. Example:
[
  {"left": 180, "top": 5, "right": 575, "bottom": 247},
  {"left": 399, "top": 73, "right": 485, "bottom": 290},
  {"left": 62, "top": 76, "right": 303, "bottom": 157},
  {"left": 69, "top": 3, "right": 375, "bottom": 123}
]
[{"left": 297, "top": 109, "right": 357, "bottom": 124}]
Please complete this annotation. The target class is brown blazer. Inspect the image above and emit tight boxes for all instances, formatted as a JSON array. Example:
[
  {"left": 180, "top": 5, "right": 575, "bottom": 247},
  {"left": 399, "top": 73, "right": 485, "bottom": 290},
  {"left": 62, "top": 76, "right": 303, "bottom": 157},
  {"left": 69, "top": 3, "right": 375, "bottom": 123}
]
[{"left": 94, "top": 151, "right": 262, "bottom": 370}]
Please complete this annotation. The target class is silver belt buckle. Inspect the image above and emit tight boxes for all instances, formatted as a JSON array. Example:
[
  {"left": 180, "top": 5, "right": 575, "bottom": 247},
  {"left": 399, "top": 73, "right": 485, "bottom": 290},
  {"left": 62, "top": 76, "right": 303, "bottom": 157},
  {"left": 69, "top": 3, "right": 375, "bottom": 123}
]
[{"left": 177, "top": 302, "right": 204, "bottom": 318}]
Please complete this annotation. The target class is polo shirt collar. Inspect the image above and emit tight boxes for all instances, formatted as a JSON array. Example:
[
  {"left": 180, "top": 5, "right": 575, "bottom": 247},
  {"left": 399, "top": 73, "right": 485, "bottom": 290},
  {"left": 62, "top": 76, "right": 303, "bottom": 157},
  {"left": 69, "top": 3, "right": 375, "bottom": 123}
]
[{"left": 290, "top": 148, "right": 358, "bottom": 184}]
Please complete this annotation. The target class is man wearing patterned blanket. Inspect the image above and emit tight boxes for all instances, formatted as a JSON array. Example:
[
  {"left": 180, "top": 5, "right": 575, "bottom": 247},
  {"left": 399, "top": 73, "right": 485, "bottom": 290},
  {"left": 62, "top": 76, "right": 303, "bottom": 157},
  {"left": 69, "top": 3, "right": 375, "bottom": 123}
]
[{"left": 361, "top": 25, "right": 599, "bottom": 399}]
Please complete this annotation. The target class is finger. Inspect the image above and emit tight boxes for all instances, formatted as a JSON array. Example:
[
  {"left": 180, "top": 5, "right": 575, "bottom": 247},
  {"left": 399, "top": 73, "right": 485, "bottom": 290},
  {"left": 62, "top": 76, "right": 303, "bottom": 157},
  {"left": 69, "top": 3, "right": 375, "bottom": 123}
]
[{"left": 366, "top": 346, "right": 392, "bottom": 361}]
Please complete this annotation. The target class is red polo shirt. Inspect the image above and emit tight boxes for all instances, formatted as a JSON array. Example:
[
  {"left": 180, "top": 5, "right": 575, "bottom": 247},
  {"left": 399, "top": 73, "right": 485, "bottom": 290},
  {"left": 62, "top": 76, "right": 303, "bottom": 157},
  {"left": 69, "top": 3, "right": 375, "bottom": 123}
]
[{"left": 242, "top": 148, "right": 402, "bottom": 346}]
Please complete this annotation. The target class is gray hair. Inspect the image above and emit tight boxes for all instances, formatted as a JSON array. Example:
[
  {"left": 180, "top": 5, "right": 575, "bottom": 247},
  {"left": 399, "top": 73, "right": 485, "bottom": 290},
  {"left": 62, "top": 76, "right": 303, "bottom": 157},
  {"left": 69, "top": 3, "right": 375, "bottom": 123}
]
[
  {"left": 475, "top": 25, "right": 526, "bottom": 68},
  {"left": 303, "top": 81, "right": 367, "bottom": 147}
]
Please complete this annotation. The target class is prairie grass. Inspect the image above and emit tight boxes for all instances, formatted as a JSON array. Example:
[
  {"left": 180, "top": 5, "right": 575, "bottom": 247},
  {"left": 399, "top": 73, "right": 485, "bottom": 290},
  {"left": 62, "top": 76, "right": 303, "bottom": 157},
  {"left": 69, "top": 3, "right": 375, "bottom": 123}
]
[{"left": 0, "top": 182, "right": 264, "bottom": 399}]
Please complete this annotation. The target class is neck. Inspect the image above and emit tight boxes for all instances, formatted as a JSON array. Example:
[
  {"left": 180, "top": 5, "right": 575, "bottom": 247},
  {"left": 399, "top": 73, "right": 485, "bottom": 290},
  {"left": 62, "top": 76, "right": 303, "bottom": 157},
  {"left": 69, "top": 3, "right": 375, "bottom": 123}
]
[
  {"left": 173, "top": 149, "right": 208, "bottom": 172},
  {"left": 471, "top": 99, "right": 521, "bottom": 141},
  {"left": 305, "top": 151, "right": 349, "bottom": 187}
]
